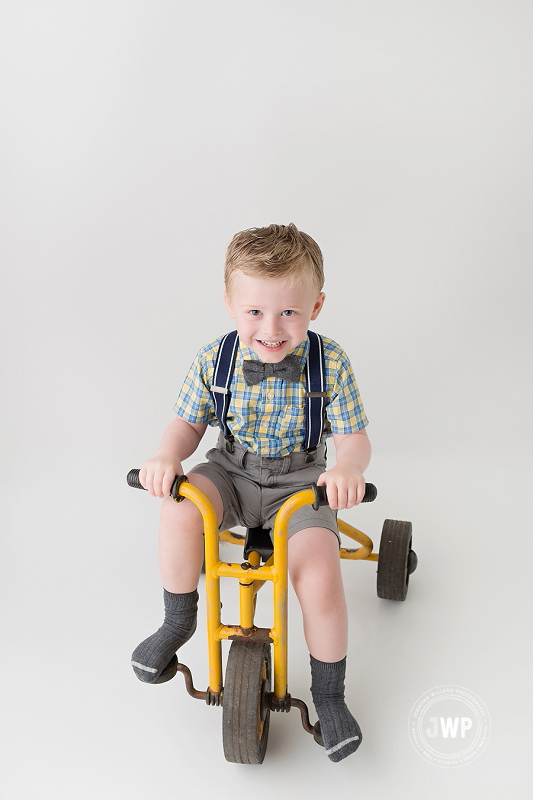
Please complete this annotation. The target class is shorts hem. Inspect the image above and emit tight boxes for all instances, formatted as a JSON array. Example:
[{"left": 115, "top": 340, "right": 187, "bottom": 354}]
[{"left": 288, "top": 515, "right": 340, "bottom": 545}]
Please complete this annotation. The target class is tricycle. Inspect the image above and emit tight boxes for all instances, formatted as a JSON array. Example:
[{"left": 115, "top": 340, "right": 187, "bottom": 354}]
[{"left": 127, "top": 469, "right": 417, "bottom": 763}]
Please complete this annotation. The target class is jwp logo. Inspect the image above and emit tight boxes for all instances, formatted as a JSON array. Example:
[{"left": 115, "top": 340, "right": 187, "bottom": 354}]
[
  {"left": 408, "top": 685, "right": 490, "bottom": 767},
  {"left": 426, "top": 717, "right": 472, "bottom": 738}
]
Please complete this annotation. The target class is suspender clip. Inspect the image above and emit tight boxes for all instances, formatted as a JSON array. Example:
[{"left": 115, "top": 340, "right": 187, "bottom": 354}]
[
  {"left": 305, "top": 446, "right": 317, "bottom": 462},
  {"left": 225, "top": 435, "right": 235, "bottom": 454}
]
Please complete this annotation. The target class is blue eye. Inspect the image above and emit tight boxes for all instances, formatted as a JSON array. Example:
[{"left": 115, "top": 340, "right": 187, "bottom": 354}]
[
  {"left": 282, "top": 310, "right": 294, "bottom": 316},
  {"left": 249, "top": 310, "right": 261, "bottom": 316}
]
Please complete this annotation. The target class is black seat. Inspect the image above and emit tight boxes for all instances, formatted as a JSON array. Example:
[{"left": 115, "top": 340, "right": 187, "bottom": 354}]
[{"left": 243, "top": 526, "right": 274, "bottom": 563}]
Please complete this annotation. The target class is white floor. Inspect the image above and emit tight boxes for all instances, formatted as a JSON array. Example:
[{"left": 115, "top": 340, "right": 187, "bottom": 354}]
[{"left": 2, "top": 452, "right": 531, "bottom": 799}]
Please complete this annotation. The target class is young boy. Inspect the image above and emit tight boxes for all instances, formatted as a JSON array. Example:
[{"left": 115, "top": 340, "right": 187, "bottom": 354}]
[{"left": 132, "top": 223, "right": 371, "bottom": 762}]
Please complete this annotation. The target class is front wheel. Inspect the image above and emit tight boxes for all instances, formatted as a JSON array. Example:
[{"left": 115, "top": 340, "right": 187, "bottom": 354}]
[{"left": 222, "top": 640, "right": 271, "bottom": 764}]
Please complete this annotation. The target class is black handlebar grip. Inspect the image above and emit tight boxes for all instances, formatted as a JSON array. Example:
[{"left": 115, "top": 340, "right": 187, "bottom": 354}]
[
  {"left": 312, "top": 481, "right": 377, "bottom": 508},
  {"left": 313, "top": 485, "right": 329, "bottom": 507},
  {"left": 127, "top": 469, "right": 146, "bottom": 490},
  {"left": 362, "top": 483, "right": 377, "bottom": 503},
  {"left": 126, "top": 469, "right": 188, "bottom": 503}
]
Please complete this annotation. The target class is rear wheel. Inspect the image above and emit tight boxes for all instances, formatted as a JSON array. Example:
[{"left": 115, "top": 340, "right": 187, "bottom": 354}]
[
  {"left": 222, "top": 640, "right": 271, "bottom": 764},
  {"left": 377, "top": 519, "right": 414, "bottom": 601}
]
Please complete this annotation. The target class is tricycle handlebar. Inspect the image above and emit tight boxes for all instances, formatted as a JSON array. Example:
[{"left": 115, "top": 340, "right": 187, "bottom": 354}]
[{"left": 127, "top": 468, "right": 377, "bottom": 504}]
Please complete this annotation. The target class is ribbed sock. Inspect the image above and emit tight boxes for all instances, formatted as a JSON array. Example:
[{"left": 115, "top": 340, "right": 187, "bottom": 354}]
[
  {"left": 310, "top": 655, "right": 362, "bottom": 762},
  {"left": 131, "top": 589, "right": 198, "bottom": 683}
]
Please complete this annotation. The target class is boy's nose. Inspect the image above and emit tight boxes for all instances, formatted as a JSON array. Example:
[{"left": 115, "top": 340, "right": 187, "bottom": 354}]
[
  {"left": 259, "top": 320, "right": 284, "bottom": 338},
  {"left": 260, "top": 329, "right": 284, "bottom": 339}
]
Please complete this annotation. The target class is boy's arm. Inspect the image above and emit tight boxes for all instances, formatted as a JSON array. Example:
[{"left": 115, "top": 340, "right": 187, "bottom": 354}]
[
  {"left": 140, "top": 416, "right": 208, "bottom": 498},
  {"left": 316, "top": 428, "right": 371, "bottom": 510}
]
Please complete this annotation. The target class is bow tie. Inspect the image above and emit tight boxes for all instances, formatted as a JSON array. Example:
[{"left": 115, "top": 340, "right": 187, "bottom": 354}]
[{"left": 242, "top": 354, "right": 301, "bottom": 386}]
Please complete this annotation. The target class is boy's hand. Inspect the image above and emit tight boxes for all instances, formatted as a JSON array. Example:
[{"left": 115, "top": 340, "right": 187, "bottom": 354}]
[
  {"left": 138, "top": 417, "right": 207, "bottom": 498},
  {"left": 316, "top": 464, "right": 366, "bottom": 510},
  {"left": 139, "top": 457, "right": 183, "bottom": 499},
  {"left": 318, "top": 429, "right": 371, "bottom": 509}
]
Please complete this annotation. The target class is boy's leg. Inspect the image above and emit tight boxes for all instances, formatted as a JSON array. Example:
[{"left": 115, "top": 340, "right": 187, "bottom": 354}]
[
  {"left": 288, "top": 527, "right": 362, "bottom": 761},
  {"left": 288, "top": 526, "right": 347, "bottom": 661},
  {"left": 158, "top": 473, "right": 224, "bottom": 593},
  {"left": 131, "top": 474, "right": 224, "bottom": 683}
]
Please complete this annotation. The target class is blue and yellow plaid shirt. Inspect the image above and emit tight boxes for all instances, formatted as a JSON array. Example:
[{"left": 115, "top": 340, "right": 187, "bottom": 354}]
[{"left": 174, "top": 333, "right": 368, "bottom": 458}]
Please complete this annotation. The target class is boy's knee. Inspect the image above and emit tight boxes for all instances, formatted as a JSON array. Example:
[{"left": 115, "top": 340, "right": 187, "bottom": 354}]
[
  {"left": 160, "top": 494, "right": 204, "bottom": 530},
  {"left": 289, "top": 529, "right": 343, "bottom": 595},
  {"left": 289, "top": 526, "right": 341, "bottom": 568}
]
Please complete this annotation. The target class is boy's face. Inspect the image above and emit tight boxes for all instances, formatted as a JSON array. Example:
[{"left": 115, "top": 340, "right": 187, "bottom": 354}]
[{"left": 223, "top": 270, "right": 325, "bottom": 362}]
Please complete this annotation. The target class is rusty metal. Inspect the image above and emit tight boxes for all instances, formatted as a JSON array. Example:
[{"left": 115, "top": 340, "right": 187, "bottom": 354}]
[
  {"left": 176, "top": 661, "right": 318, "bottom": 736},
  {"left": 289, "top": 697, "right": 318, "bottom": 736},
  {"left": 175, "top": 661, "right": 223, "bottom": 705},
  {"left": 267, "top": 693, "right": 318, "bottom": 737},
  {"left": 227, "top": 626, "right": 273, "bottom": 643}
]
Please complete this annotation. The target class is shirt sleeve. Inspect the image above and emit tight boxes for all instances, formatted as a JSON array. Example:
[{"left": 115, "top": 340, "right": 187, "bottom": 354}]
[
  {"left": 173, "top": 347, "right": 217, "bottom": 426},
  {"left": 326, "top": 353, "right": 368, "bottom": 434}
]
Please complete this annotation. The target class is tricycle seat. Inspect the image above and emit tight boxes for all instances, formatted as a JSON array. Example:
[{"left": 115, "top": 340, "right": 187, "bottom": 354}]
[{"left": 243, "top": 526, "right": 274, "bottom": 562}]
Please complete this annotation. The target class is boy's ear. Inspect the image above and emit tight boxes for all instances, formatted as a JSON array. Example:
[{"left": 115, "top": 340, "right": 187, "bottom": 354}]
[
  {"left": 223, "top": 289, "right": 235, "bottom": 319},
  {"left": 310, "top": 292, "right": 325, "bottom": 321}
]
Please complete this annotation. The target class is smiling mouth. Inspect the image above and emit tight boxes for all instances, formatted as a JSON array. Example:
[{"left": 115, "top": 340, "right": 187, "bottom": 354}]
[{"left": 258, "top": 340, "right": 286, "bottom": 348}]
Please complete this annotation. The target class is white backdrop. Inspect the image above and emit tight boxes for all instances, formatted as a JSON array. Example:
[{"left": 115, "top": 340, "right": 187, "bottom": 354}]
[{"left": 1, "top": 2, "right": 532, "bottom": 798}]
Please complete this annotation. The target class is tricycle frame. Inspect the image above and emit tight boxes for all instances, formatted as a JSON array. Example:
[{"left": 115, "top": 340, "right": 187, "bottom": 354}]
[
  {"left": 127, "top": 466, "right": 416, "bottom": 757},
  {"left": 176, "top": 480, "right": 377, "bottom": 707}
]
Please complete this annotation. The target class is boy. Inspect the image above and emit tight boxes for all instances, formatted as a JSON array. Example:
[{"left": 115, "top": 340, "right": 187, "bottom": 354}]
[{"left": 132, "top": 224, "right": 371, "bottom": 762}]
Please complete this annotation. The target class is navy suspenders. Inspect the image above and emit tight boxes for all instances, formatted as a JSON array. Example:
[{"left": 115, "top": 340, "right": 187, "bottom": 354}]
[
  {"left": 210, "top": 330, "right": 240, "bottom": 446},
  {"left": 304, "top": 330, "right": 327, "bottom": 452},
  {"left": 210, "top": 330, "right": 326, "bottom": 453}
]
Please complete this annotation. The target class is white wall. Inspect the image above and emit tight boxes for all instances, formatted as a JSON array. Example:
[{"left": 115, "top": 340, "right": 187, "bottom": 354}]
[{"left": 1, "top": 2, "right": 531, "bottom": 798}]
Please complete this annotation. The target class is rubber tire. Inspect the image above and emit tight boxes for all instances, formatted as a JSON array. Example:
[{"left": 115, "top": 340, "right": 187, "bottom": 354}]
[
  {"left": 222, "top": 640, "right": 271, "bottom": 764},
  {"left": 377, "top": 519, "right": 413, "bottom": 601}
]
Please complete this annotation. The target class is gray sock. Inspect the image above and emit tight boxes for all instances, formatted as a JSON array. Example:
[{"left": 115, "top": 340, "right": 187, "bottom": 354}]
[
  {"left": 310, "top": 655, "right": 362, "bottom": 762},
  {"left": 131, "top": 589, "right": 198, "bottom": 683}
]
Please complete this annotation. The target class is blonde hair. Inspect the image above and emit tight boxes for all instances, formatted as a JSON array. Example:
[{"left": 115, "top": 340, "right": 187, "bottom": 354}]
[{"left": 225, "top": 223, "right": 324, "bottom": 294}]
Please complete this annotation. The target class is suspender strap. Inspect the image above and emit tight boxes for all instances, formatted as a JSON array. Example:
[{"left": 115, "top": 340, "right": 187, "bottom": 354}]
[
  {"left": 210, "top": 330, "right": 239, "bottom": 446},
  {"left": 304, "top": 330, "right": 326, "bottom": 452}
]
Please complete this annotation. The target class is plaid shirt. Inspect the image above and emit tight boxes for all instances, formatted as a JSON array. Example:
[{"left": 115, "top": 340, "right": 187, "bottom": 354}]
[{"left": 174, "top": 333, "right": 368, "bottom": 458}]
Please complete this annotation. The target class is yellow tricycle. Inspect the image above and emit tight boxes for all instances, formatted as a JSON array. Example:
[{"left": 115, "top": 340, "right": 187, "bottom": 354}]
[{"left": 127, "top": 469, "right": 417, "bottom": 764}]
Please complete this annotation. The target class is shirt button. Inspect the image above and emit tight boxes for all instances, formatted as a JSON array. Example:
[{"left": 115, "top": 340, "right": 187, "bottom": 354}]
[{"left": 266, "top": 389, "right": 275, "bottom": 401}]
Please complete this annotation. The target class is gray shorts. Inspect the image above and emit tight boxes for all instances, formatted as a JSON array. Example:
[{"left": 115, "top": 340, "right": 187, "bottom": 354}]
[{"left": 188, "top": 434, "right": 339, "bottom": 544}]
